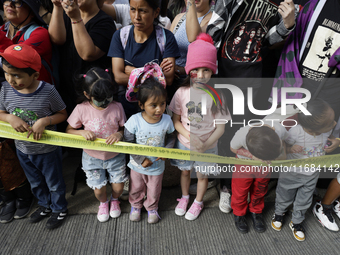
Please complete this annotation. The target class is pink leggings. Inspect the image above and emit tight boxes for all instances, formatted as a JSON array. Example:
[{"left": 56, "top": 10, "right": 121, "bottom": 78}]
[{"left": 129, "top": 170, "right": 163, "bottom": 211}]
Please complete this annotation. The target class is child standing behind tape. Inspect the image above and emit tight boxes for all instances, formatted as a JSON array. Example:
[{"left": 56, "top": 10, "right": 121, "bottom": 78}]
[
  {"left": 169, "top": 34, "right": 230, "bottom": 221},
  {"left": 230, "top": 122, "right": 287, "bottom": 234},
  {"left": 124, "top": 78, "right": 175, "bottom": 224},
  {"left": 66, "top": 67, "right": 128, "bottom": 223},
  {"left": 0, "top": 44, "right": 68, "bottom": 229},
  {"left": 272, "top": 99, "right": 339, "bottom": 241}
]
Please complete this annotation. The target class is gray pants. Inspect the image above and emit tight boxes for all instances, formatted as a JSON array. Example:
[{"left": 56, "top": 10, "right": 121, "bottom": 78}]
[{"left": 275, "top": 171, "right": 319, "bottom": 224}]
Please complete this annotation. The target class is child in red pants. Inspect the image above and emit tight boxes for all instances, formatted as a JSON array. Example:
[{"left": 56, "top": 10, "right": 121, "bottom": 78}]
[{"left": 230, "top": 123, "right": 287, "bottom": 233}]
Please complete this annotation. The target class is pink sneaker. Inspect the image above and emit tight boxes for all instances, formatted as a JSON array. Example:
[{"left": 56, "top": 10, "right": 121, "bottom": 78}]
[
  {"left": 110, "top": 200, "right": 121, "bottom": 218},
  {"left": 97, "top": 201, "right": 109, "bottom": 222},
  {"left": 175, "top": 197, "right": 189, "bottom": 216},
  {"left": 185, "top": 202, "right": 204, "bottom": 221}
]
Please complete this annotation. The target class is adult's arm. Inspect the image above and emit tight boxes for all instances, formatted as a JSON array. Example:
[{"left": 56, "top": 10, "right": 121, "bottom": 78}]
[
  {"left": 185, "top": 0, "right": 212, "bottom": 42},
  {"left": 101, "top": 3, "right": 117, "bottom": 20},
  {"left": 160, "top": 57, "right": 176, "bottom": 86},
  {"left": 112, "top": 57, "right": 130, "bottom": 85},
  {"left": 161, "top": 30, "right": 180, "bottom": 86},
  {"left": 62, "top": 0, "right": 107, "bottom": 61},
  {"left": 48, "top": 0, "right": 67, "bottom": 45},
  {"left": 266, "top": 0, "right": 297, "bottom": 45}
]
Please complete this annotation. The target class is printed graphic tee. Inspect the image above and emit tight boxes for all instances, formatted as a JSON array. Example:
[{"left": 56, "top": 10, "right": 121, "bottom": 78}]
[{"left": 299, "top": 0, "right": 340, "bottom": 87}]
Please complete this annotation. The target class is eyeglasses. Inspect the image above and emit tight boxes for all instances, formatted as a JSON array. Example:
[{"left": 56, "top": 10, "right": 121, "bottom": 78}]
[{"left": 3, "top": 0, "right": 23, "bottom": 8}]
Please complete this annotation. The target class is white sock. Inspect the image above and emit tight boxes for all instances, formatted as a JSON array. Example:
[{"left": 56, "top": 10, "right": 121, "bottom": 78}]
[
  {"left": 182, "top": 195, "right": 189, "bottom": 199},
  {"left": 111, "top": 195, "right": 118, "bottom": 201},
  {"left": 194, "top": 199, "right": 203, "bottom": 205},
  {"left": 100, "top": 200, "right": 109, "bottom": 205}
]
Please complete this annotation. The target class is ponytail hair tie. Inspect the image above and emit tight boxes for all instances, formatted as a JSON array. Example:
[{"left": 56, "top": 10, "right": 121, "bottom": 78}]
[
  {"left": 83, "top": 74, "right": 87, "bottom": 78},
  {"left": 105, "top": 69, "right": 109, "bottom": 72}
]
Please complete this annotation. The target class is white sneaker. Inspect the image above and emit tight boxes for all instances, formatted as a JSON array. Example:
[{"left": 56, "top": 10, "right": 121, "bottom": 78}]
[
  {"left": 219, "top": 186, "right": 231, "bottom": 213},
  {"left": 120, "top": 180, "right": 129, "bottom": 201},
  {"left": 271, "top": 213, "right": 284, "bottom": 231},
  {"left": 189, "top": 179, "right": 217, "bottom": 195},
  {"left": 313, "top": 201, "right": 339, "bottom": 232},
  {"left": 289, "top": 221, "right": 305, "bottom": 242},
  {"left": 333, "top": 200, "right": 340, "bottom": 220}
]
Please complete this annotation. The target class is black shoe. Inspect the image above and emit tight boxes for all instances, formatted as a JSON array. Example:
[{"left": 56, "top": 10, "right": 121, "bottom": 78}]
[
  {"left": 234, "top": 215, "right": 249, "bottom": 233},
  {"left": 0, "top": 200, "right": 16, "bottom": 223},
  {"left": 29, "top": 206, "right": 52, "bottom": 223},
  {"left": 14, "top": 198, "right": 34, "bottom": 219},
  {"left": 251, "top": 212, "right": 266, "bottom": 233},
  {"left": 46, "top": 210, "right": 68, "bottom": 230}
]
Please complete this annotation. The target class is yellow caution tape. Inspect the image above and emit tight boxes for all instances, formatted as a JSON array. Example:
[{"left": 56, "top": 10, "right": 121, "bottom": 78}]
[{"left": 0, "top": 121, "right": 339, "bottom": 167}]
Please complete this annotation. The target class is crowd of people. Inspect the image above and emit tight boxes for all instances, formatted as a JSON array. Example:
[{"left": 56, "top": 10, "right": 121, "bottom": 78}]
[{"left": 0, "top": 0, "right": 340, "bottom": 243}]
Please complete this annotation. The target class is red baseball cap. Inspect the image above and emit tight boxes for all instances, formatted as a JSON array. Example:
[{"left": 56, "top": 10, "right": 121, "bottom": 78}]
[{"left": 0, "top": 44, "right": 41, "bottom": 72}]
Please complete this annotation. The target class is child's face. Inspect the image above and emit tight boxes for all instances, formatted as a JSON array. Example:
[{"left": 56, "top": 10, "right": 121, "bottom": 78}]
[
  {"left": 139, "top": 95, "right": 166, "bottom": 123},
  {"left": 3, "top": 64, "right": 39, "bottom": 93},
  {"left": 83, "top": 91, "right": 113, "bottom": 110},
  {"left": 190, "top": 67, "right": 213, "bottom": 87},
  {"left": 314, "top": 107, "right": 337, "bottom": 134}
]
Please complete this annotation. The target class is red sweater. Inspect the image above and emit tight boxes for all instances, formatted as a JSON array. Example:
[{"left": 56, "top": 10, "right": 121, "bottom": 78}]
[{"left": 0, "top": 23, "right": 53, "bottom": 84}]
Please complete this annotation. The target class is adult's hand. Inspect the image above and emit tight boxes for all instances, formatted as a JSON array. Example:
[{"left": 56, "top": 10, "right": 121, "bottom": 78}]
[
  {"left": 62, "top": 0, "right": 82, "bottom": 22},
  {"left": 51, "top": 0, "right": 63, "bottom": 8},
  {"left": 278, "top": 0, "right": 295, "bottom": 29}
]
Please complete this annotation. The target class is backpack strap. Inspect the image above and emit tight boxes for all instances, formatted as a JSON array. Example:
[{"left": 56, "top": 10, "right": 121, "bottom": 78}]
[
  {"left": 120, "top": 25, "right": 132, "bottom": 50},
  {"left": 120, "top": 25, "right": 166, "bottom": 55},
  {"left": 23, "top": 24, "right": 41, "bottom": 41}
]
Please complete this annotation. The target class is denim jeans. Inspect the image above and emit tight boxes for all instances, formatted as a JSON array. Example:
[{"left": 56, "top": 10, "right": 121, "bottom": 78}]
[{"left": 16, "top": 147, "right": 67, "bottom": 213}]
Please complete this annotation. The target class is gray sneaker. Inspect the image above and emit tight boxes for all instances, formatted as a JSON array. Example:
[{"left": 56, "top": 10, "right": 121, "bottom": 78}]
[
  {"left": 148, "top": 210, "right": 161, "bottom": 224},
  {"left": 129, "top": 207, "right": 141, "bottom": 222}
]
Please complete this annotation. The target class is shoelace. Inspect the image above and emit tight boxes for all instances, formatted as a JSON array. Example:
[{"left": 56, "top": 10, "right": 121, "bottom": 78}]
[
  {"left": 293, "top": 223, "right": 305, "bottom": 232},
  {"left": 188, "top": 203, "right": 202, "bottom": 215},
  {"left": 50, "top": 212, "right": 59, "bottom": 219},
  {"left": 111, "top": 200, "right": 120, "bottom": 210},
  {"left": 221, "top": 190, "right": 230, "bottom": 197},
  {"left": 221, "top": 192, "right": 231, "bottom": 205},
  {"left": 148, "top": 210, "right": 161, "bottom": 219},
  {"left": 176, "top": 198, "right": 188, "bottom": 210},
  {"left": 131, "top": 207, "right": 141, "bottom": 214},
  {"left": 323, "top": 207, "right": 334, "bottom": 222},
  {"left": 274, "top": 214, "right": 283, "bottom": 222},
  {"left": 98, "top": 203, "right": 108, "bottom": 215}
]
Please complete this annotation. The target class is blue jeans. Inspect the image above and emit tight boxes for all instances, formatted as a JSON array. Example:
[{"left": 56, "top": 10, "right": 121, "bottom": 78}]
[
  {"left": 82, "top": 152, "right": 128, "bottom": 190},
  {"left": 16, "top": 147, "right": 67, "bottom": 213}
]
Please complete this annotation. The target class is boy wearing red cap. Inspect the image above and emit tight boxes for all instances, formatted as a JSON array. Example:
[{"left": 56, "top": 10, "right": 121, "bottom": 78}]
[{"left": 0, "top": 44, "right": 68, "bottom": 229}]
